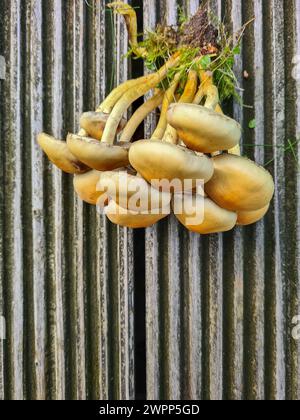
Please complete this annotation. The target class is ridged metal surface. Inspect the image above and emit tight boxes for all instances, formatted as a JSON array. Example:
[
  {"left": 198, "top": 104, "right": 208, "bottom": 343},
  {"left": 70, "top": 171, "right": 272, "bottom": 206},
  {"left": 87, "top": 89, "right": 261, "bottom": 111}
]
[{"left": 0, "top": 0, "right": 299, "bottom": 400}]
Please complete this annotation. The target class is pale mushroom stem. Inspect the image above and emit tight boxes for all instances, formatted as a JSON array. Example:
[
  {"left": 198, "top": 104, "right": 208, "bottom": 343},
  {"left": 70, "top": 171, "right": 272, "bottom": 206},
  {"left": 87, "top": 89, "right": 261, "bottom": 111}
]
[
  {"left": 78, "top": 128, "right": 87, "bottom": 136},
  {"left": 119, "top": 90, "right": 164, "bottom": 143},
  {"left": 98, "top": 74, "right": 156, "bottom": 115},
  {"left": 151, "top": 74, "right": 181, "bottom": 140},
  {"left": 215, "top": 104, "right": 241, "bottom": 156},
  {"left": 107, "top": 2, "right": 147, "bottom": 57},
  {"left": 101, "top": 54, "right": 181, "bottom": 145},
  {"left": 163, "top": 69, "right": 199, "bottom": 145},
  {"left": 180, "top": 70, "right": 198, "bottom": 103},
  {"left": 193, "top": 70, "right": 211, "bottom": 104}
]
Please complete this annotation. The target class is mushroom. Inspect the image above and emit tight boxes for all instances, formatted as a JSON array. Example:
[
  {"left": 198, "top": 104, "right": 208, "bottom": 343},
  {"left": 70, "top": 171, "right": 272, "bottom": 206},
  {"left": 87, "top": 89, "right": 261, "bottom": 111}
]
[
  {"left": 205, "top": 154, "right": 275, "bottom": 211},
  {"left": 67, "top": 133, "right": 131, "bottom": 171},
  {"left": 237, "top": 204, "right": 270, "bottom": 226},
  {"left": 37, "top": 133, "right": 89, "bottom": 174},
  {"left": 79, "top": 42, "right": 176, "bottom": 141},
  {"left": 73, "top": 170, "right": 108, "bottom": 205},
  {"left": 100, "top": 54, "right": 180, "bottom": 145},
  {"left": 129, "top": 141, "right": 214, "bottom": 192},
  {"left": 129, "top": 71, "right": 214, "bottom": 192},
  {"left": 119, "top": 90, "right": 164, "bottom": 143},
  {"left": 107, "top": 2, "right": 147, "bottom": 57},
  {"left": 105, "top": 200, "right": 169, "bottom": 228},
  {"left": 97, "top": 170, "right": 171, "bottom": 212},
  {"left": 166, "top": 72, "right": 241, "bottom": 153},
  {"left": 80, "top": 111, "right": 127, "bottom": 141},
  {"left": 70, "top": 58, "right": 180, "bottom": 173},
  {"left": 173, "top": 193, "right": 237, "bottom": 234}
]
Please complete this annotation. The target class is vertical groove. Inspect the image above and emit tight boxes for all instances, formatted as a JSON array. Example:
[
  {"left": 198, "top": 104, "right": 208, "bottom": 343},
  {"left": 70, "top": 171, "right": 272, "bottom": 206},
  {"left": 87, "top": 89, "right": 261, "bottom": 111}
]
[
  {"left": 3, "top": 0, "right": 24, "bottom": 400},
  {"left": 263, "top": 0, "right": 286, "bottom": 400},
  {"left": 182, "top": 0, "right": 202, "bottom": 402},
  {"left": 242, "top": 0, "right": 266, "bottom": 400},
  {"left": 42, "top": 0, "right": 66, "bottom": 400},
  {"left": 23, "top": 0, "right": 46, "bottom": 400},
  {"left": 63, "top": 0, "right": 86, "bottom": 400},
  {"left": 292, "top": 0, "right": 300, "bottom": 401},
  {"left": 163, "top": 0, "right": 184, "bottom": 400},
  {"left": 144, "top": 0, "right": 162, "bottom": 401},
  {"left": 203, "top": 0, "right": 223, "bottom": 401},
  {"left": 111, "top": 0, "right": 135, "bottom": 400},
  {"left": 282, "top": 0, "right": 300, "bottom": 401},
  {"left": 223, "top": 0, "right": 244, "bottom": 402},
  {"left": 0, "top": 4, "right": 5, "bottom": 400},
  {"left": 83, "top": 0, "right": 110, "bottom": 400}
]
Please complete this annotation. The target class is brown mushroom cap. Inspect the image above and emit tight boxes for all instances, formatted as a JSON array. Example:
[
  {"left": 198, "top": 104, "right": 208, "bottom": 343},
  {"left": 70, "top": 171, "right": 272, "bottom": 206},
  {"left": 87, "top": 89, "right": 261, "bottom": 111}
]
[
  {"left": 67, "top": 133, "right": 130, "bottom": 171},
  {"left": 74, "top": 170, "right": 108, "bottom": 205},
  {"left": 97, "top": 171, "right": 171, "bottom": 212},
  {"left": 167, "top": 103, "right": 241, "bottom": 153},
  {"left": 105, "top": 200, "right": 169, "bottom": 228},
  {"left": 237, "top": 204, "right": 270, "bottom": 226},
  {"left": 128, "top": 140, "right": 214, "bottom": 192},
  {"left": 80, "top": 111, "right": 127, "bottom": 141},
  {"left": 173, "top": 193, "right": 237, "bottom": 234},
  {"left": 205, "top": 154, "right": 275, "bottom": 211},
  {"left": 37, "top": 133, "right": 89, "bottom": 174}
]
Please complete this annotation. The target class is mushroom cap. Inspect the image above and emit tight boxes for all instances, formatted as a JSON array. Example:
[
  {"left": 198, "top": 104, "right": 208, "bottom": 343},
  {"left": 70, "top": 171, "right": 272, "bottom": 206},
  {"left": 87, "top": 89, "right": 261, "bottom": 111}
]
[
  {"left": 105, "top": 200, "right": 169, "bottom": 228},
  {"left": 67, "top": 133, "right": 130, "bottom": 171},
  {"left": 173, "top": 193, "right": 237, "bottom": 234},
  {"left": 128, "top": 140, "right": 214, "bottom": 192},
  {"left": 237, "top": 203, "right": 270, "bottom": 226},
  {"left": 37, "top": 133, "right": 89, "bottom": 174},
  {"left": 80, "top": 111, "right": 127, "bottom": 141},
  {"left": 74, "top": 170, "right": 108, "bottom": 205},
  {"left": 205, "top": 154, "right": 275, "bottom": 211},
  {"left": 167, "top": 103, "right": 241, "bottom": 153},
  {"left": 97, "top": 171, "right": 171, "bottom": 212}
]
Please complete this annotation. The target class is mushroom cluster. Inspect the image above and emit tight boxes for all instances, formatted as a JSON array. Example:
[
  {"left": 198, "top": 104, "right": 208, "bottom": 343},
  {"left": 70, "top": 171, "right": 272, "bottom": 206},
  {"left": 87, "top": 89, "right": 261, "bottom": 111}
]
[{"left": 38, "top": 3, "right": 274, "bottom": 234}]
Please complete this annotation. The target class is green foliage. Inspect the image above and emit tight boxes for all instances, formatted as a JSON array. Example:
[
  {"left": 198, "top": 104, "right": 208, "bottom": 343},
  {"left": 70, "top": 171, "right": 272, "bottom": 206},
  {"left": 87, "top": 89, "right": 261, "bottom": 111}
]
[
  {"left": 248, "top": 119, "right": 256, "bottom": 129},
  {"left": 178, "top": 6, "right": 189, "bottom": 28},
  {"left": 199, "top": 55, "right": 212, "bottom": 70},
  {"left": 122, "top": 4, "right": 254, "bottom": 103},
  {"left": 244, "top": 138, "right": 300, "bottom": 170},
  {"left": 126, "top": 28, "right": 176, "bottom": 70}
]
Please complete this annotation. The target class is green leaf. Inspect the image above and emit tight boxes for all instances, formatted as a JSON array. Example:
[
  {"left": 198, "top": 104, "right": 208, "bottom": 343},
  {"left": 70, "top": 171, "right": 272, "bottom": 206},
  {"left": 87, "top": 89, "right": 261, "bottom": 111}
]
[
  {"left": 233, "top": 45, "right": 241, "bottom": 55},
  {"left": 200, "top": 55, "right": 212, "bottom": 70},
  {"left": 248, "top": 119, "right": 256, "bottom": 129}
]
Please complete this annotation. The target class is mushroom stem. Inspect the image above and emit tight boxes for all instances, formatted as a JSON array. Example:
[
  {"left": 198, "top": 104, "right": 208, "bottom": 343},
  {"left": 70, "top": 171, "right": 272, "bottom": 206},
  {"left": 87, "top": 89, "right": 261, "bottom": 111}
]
[
  {"left": 107, "top": 2, "right": 147, "bottom": 58},
  {"left": 163, "top": 69, "right": 199, "bottom": 145},
  {"left": 151, "top": 73, "right": 180, "bottom": 140},
  {"left": 101, "top": 54, "right": 181, "bottom": 145},
  {"left": 151, "top": 74, "right": 181, "bottom": 140},
  {"left": 196, "top": 71, "right": 219, "bottom": 110},
  {"left": 162, "top": 126, "right": 178, "bottom": 145},
  {"left": 193, "top": 70, "right": 212, "bottom": 104},
  {"left": 215, "top": 104, "right": 241, "bottom": 156},
  {"left": 120, "top": 90, "right": 164, "bottom": 143},
  {"left": 179, "top": 70, "right": 198, "bottom": 103},
  {"left": 98, "top": 74, "right": 155, "bottom": 115}
]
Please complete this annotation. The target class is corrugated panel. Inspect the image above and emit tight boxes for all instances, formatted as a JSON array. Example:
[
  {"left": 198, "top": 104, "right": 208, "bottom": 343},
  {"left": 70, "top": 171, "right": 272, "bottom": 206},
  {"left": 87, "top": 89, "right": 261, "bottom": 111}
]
[{"left": 0, "top": 0, "right": 300, "bottom": 401}]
